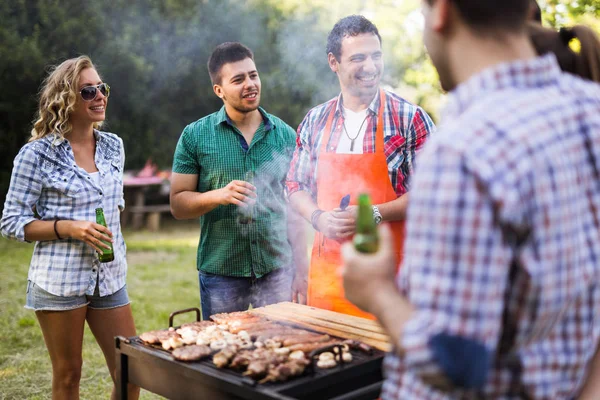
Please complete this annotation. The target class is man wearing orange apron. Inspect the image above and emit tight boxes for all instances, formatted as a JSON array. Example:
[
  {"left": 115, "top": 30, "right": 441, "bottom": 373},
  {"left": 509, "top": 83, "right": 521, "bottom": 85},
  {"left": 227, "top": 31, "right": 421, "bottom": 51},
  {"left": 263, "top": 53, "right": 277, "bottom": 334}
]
[{"left": 285, "top": 15, "right": 435, "bottom": 319}]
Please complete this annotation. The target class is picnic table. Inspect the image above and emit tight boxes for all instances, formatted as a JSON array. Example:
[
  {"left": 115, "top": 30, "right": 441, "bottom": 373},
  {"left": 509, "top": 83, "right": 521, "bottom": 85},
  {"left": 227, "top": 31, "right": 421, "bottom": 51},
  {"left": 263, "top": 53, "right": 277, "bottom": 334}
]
[{"left": 122, "top": 175, "right": 171, "bottom": 231}]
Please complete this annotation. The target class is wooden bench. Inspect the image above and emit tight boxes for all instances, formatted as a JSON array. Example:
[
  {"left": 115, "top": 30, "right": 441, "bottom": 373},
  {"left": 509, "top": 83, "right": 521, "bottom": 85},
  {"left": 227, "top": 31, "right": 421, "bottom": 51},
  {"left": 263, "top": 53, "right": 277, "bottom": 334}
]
[{"left": 127, "top": 204, "right": 171, "bottom": 231}]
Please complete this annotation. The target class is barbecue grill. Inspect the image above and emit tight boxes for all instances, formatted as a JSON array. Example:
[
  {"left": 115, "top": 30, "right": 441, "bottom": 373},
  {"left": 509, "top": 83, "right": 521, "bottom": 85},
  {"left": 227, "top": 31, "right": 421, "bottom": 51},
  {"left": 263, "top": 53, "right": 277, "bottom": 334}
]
[{"left": 115, "top": 304, "right": 389, "bottom": 400}]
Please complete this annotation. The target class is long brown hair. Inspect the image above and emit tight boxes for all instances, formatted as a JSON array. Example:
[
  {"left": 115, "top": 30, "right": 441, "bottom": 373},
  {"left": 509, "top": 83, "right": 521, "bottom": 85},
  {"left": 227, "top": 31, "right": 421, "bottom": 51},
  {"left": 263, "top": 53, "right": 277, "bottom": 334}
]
[
  {"left": 528, "top": 22, "right": 600, "bottom": 83},
  {"left": 30, "top": 56, "right": 103, "bottom": 142}
]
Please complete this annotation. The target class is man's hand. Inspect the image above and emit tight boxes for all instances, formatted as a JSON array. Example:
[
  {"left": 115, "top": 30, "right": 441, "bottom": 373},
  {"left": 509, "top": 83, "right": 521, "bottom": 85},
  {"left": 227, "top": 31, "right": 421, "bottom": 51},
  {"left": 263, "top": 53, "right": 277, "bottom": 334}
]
[
  {"left": 292, "top": 269, "right": 308, "bottom": 305},
  {"left": 317, "top": 205, "right": 357, "bottom": 241},
  {"left": 217, "top": 180, "right": 257, "bottom": 207},
  {"left": 331, "top": 205, "right": 357, "bottom": 240},
  {"left": 340, "top": 224, "right": 398, "bottom": 314}
]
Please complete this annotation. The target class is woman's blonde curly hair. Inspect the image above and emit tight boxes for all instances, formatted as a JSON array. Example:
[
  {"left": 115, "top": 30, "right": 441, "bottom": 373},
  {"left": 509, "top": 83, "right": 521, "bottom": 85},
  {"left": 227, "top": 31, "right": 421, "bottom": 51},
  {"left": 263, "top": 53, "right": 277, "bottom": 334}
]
[{"left": 29, "top": 55, "right": 103, "bottom": 142}]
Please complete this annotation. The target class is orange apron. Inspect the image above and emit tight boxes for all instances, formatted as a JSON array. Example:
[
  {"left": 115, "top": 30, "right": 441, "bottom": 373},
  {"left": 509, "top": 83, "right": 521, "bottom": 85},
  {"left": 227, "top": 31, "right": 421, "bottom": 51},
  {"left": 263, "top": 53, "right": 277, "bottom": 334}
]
[{"left": 308, "top": 89, "right": 405, "bottom": 319}]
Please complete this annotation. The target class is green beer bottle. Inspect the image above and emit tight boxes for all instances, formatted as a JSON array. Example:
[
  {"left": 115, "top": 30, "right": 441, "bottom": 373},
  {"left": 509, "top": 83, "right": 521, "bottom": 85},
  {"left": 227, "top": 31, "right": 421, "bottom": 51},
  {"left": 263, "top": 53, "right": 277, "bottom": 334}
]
[
  {"left": 237, "top": 171, "right": 255, "bottom": 225},
  {"left": 95, "top": 208, "right": 114, "bottom": 263},
  {"left": 353, "top": 193, "right": 379, "bottom": 253}
]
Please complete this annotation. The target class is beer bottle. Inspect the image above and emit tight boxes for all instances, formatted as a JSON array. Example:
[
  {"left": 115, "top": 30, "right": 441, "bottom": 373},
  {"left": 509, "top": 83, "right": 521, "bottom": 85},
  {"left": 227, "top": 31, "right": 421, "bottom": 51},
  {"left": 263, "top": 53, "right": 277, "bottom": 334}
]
[
  {"left": 95, "top": 208, "right": 114, "bottom": 263},
  {"left": 237, "top": 171, "right": 255, "bottom": 225},
  {"left": 353, "top": 193, "right": 379, "bottom": 253}
]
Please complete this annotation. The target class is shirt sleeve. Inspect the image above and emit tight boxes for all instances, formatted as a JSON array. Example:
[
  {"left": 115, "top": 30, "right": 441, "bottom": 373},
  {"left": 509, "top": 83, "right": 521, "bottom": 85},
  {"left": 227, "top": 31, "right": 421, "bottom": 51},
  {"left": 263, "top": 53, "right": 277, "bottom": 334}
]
[
  {"left": 118, "top": 137, "right": 126, "bottom": 211},
  {"left": 172, "top": 125, "right": 200, "bottom": 175},
  {"left": 285, "top": 112, "right": 316, "bottom": 199},
  {"left": 402, "top": 107, "right": 436, "bottom": 191},
  {"left": 0, "top": 145, "right": 42, "bottom": 242},
  {"left": 397, "top": 140, "right": 512, "bottom": 390}
]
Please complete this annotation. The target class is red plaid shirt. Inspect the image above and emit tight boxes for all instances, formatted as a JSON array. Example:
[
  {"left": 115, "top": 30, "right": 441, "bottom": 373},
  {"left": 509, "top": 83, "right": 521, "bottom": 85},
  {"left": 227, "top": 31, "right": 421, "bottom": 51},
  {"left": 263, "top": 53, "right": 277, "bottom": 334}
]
[{"left": 285, "top": 89, "right": 435, "bottom": 200}]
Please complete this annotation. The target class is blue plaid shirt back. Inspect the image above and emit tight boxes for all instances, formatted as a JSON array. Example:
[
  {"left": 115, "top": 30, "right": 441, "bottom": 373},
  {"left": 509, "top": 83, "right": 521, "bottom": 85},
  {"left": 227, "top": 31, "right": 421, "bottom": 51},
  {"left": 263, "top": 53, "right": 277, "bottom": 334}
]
[
  {"left": 383, "top": 55, "right": 600, "bottom": 399},
  {"left": 1, "top": 130, "right": 127, "bottom": 297}
]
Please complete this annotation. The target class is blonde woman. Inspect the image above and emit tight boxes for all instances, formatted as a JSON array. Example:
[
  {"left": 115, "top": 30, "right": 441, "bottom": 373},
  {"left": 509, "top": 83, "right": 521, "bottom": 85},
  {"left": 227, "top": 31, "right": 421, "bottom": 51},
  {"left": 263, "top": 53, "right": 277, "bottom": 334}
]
[{"left": 0, "top": 56, "right": 139, "bottom": 400}]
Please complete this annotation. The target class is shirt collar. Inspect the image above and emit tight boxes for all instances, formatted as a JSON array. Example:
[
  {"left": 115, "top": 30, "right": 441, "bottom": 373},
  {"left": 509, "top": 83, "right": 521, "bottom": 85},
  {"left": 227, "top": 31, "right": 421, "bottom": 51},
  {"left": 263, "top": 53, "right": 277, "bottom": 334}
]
[
  {"left": 215, "top": 106, "right": 275, "bottom": 131},
  {"left": 335, "top": 90, "right": 380, "bottom": 117},
  {"left": 443, "top": 54, "right": 562, "bottom": 120},
  {"left": 48, "top": 129, "right": 102, "bottom": 147}
]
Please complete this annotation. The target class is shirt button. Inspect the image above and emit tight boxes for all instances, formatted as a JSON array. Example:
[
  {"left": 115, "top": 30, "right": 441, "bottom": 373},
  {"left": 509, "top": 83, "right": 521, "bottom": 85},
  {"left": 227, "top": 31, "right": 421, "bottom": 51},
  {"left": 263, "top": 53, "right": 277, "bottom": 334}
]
[
  {"left": 99, "top": 191, "right": 103, "bottom": 195},
  {"left": 92, "top": 268, "right": 97, "bottom": 273}
]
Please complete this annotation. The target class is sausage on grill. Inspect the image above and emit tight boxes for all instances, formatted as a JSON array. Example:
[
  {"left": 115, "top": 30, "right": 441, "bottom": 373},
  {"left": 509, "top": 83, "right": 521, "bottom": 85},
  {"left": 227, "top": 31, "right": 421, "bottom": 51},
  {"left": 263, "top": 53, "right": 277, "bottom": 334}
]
[{"left": 172, "top": 345, "right": 212, "bottom": 361}]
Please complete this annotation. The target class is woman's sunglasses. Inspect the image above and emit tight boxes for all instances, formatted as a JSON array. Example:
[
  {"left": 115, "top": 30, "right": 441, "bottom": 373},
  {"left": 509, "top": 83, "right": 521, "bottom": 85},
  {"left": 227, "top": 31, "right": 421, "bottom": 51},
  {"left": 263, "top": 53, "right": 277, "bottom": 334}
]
[{"left": 80, "top": 83, "right": 110, "bottom": 101}]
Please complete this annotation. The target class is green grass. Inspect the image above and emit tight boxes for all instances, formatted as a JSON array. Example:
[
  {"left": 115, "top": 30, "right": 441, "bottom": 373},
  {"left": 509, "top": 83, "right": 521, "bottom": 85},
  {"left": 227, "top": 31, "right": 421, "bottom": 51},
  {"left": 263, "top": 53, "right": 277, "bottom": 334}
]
[{"left": 0, "top": 220, "right": 202, "bottom": 399}]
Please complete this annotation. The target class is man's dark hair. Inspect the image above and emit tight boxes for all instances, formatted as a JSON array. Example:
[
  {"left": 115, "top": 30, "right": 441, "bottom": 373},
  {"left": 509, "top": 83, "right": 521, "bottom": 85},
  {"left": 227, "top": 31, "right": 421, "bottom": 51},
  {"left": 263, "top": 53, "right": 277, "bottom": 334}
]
[
  {"left": 427, "top": 0, "right": 531, "bottom": 33},
  {"left": 326, "top": 15, "right": 382, "bottom": 61},
  {"left": 207, "top": 42, "right": 254, "bottom": 85}
]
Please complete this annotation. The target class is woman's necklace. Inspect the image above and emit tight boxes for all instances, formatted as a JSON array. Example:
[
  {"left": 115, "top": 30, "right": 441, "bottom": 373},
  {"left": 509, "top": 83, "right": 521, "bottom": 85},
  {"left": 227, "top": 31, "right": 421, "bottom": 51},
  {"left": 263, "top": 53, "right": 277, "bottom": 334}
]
[{"left": 342, "top": 114, "right": 369, "bottom": 152}]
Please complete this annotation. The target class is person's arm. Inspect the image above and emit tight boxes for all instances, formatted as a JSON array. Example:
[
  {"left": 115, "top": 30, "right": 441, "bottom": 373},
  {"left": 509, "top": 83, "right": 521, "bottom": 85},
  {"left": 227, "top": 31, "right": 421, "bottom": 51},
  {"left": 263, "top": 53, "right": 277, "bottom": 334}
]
[
  {"left": 402, "top": 106, "right": 436, "bottom": 190},
  {"left": 23, "top": 220, "right": 112, "bottom": 254},
  {"left": 287, "top": 205, "right": 309, "bottom": 304},
  {"left": 118, "top": 137, "right": 126, "bottom": 211},
  {"left": 169, "top": 173, "right": 255, "bottom": 220},
  {"left": 341, "top": 142, "right": 510, "bottom": 392},
  {"left": 169, "top": 125, "right": 255, "bottom": 220},
  {"left": 0, "top": 145, "right": 113, "bottom": 253},
  {"left": 578, "top": 346, "right": 600, "bottom": 400}
]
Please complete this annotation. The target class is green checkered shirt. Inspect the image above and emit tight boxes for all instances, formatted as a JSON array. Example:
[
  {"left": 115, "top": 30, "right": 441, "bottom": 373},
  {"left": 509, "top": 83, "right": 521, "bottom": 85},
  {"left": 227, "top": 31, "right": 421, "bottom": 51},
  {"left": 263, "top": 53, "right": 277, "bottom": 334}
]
[{"left": 172, "top": 106, "right": 296, "bottom": 277}]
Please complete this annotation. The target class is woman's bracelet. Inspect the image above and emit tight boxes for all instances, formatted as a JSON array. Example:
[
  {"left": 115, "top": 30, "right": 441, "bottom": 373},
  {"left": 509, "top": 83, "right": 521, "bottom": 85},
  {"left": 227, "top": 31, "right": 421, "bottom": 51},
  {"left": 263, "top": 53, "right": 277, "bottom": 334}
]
[
  {"left": 53, "top": 219, "right": 63, "bottom": 240},
  {"left": 310, "top": 209, "right": 325, "bottom": 232}
]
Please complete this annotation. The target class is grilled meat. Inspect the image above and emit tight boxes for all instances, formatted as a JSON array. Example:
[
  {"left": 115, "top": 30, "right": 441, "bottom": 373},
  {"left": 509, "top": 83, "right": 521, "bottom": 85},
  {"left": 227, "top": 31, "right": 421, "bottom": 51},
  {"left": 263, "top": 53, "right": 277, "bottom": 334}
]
[
  {"left": 213, "top": 345, "right": 239, "bottom": 368},
  {"left": 229, "top": 349, "right": 254, "bottom": 370},
  {"left": 229, "top": 321, "right": 280, "bottom": 334},
  {"left": 282, "top": 334, "right": 330, "bottom": 347},
  {"left": 179, "top": 320, "right": 215, "bottom": 332},
  {"left": 252, "top": 328, "right": 309, "bottom": 341},
  {"left": 139, "top": 329, "right": 178, "bottom": 345},
  {"left": 259, "top": 358, "right": 310, "bottom": 384},
  {"left": 342, "top": 339, "right": 373, "bottom": 354},
  {"left": 288, "top": 340, "right": 343, "bottom": 353},
  {"left": 172, "top": 345, "right": 212, "bottom": 361},
  {"left": 210, "top": 311, "right": 257, "bottom": 324}
]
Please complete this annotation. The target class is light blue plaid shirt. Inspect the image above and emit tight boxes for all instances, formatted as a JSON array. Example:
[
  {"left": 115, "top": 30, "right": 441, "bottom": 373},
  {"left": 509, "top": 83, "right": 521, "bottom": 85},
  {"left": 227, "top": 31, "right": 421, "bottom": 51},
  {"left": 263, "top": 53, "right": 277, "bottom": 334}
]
[{"left": 1, "top": 130, "right": 127, "bottom": 297}]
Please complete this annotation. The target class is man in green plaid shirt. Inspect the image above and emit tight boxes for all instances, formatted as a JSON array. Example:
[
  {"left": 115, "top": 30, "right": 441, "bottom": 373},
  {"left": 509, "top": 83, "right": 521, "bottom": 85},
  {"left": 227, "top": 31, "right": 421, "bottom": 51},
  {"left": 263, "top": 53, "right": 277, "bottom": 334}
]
[{"left": 170, "top": 42, "right": 308, "bottom": 319}]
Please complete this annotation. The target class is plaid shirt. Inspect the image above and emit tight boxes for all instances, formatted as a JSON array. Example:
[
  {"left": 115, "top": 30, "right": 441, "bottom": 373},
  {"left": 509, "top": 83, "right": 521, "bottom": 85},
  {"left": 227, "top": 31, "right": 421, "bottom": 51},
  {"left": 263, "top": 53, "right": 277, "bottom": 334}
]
[
  {"left": 1, "top": 131, "right": 127, "bottom": 297},
  {"left": 172, "top": 107, "right": 296, "bottom": 277},
  {"left": 383, "top": 55, "right": 600, "bottom": 399},
  {"left": 285, "top": 89, "right": 435, "bottom": 200}
]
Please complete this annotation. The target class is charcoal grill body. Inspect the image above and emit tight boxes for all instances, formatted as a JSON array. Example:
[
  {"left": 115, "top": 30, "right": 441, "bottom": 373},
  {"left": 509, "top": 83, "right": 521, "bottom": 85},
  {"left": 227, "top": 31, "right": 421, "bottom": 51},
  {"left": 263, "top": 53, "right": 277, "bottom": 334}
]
[{"left": 115, "top": 336, "right": 384, "bottom": 400}]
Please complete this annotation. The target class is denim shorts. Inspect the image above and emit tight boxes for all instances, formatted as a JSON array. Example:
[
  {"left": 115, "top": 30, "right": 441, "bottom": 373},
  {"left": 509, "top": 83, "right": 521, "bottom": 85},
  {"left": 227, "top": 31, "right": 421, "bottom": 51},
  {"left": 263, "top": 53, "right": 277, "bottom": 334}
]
[{"left": 25, "top": 280, "right": 130, "bottom": 311}]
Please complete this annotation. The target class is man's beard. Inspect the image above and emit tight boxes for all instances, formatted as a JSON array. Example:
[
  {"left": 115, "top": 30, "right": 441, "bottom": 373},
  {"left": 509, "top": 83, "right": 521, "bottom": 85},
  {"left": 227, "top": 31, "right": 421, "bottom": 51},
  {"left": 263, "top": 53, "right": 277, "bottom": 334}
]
[{"left": 233, "top": 102, "right": 260, "bottom": 113}]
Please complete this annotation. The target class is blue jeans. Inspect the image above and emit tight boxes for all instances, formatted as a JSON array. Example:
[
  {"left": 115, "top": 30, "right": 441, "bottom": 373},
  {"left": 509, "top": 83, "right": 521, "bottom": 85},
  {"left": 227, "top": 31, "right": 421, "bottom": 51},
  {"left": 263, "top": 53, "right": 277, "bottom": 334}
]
[{"left": 199, "top": 267, "right": 292, "bottom": 319}]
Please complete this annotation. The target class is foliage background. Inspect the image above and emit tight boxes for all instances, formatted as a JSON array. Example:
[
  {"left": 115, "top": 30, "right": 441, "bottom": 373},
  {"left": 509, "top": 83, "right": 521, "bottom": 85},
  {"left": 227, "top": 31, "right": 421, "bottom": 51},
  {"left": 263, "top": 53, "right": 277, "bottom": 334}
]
[{"left": 1, "top": 0, "right": 598, "bottom": 209}]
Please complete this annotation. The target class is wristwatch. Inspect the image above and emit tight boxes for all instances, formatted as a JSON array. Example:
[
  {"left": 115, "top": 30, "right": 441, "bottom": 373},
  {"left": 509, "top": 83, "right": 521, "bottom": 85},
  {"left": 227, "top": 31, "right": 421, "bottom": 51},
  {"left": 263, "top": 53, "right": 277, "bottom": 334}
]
[{"left": 372, "top": 205, "right": 382, "bottom": 225}]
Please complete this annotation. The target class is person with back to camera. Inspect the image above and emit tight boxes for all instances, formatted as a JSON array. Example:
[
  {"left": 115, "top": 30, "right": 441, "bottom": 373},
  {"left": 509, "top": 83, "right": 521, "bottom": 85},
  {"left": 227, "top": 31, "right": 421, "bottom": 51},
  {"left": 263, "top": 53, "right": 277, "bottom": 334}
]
[
  {"left": 529, "top": 17, "right": 600, "bottom": 400},
  {"left": 340, "top": 0, "right": 600, "bottom": 398},
  {"left": 0, "top": 56, "right": 139, "bottom": 400}
]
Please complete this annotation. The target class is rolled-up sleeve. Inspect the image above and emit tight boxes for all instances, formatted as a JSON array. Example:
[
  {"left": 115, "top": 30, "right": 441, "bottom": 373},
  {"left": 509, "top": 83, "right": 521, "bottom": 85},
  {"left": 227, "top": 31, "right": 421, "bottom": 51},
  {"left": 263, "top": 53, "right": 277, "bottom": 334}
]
[
  {"left": 1, "top": 146, "right": 42, "bottom": 242},
  {"left": 285, "top": 113, "right": 316, "bottom": 199},
  {"left": 397, "top": 140, "right": 512, "bottom": 390},
  {"left": 118, "top": 138, "right": 126, "bottom": 211}
]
